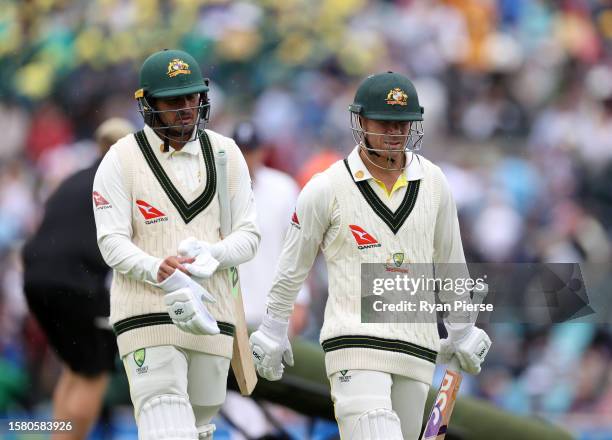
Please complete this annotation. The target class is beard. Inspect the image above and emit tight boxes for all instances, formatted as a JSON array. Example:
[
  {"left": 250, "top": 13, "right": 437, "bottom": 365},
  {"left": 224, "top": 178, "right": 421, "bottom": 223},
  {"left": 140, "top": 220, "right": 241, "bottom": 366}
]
[
  {"left": 157, "top": 110, "right": 198, "bottom": 138},
  {"left": 166, "top": 122, "right": 196, "bottom": 137}
]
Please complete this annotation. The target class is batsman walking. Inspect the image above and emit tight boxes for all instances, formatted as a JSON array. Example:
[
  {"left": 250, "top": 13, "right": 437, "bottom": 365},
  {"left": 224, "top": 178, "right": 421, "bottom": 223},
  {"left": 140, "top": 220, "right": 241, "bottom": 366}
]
[
  {"left": 93, "top": 49, "right": 259, "bottom": 439},
  {"left": 250, "top": 72, "right": 491, "bottom": 439}
]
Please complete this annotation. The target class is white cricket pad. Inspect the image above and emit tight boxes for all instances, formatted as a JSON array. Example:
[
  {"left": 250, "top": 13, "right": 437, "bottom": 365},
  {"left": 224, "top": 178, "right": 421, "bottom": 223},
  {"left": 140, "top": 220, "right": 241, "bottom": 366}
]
[
  {"left": 138, "top": 394, "right": 198, "bottom": 440},
  {"left": 197, "top": 423, "right": 216, "bottom": 440},
  {"left": 352, "top": 408, "right": 403, "bottom": 440}
]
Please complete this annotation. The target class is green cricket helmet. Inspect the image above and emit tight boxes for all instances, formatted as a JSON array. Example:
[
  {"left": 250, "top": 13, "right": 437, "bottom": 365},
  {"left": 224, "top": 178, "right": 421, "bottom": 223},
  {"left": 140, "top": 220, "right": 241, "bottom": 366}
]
[
  {"left": 349, "top": 72, "right": 424, "bottom": 169},
  {"left": 135, "top": 49, "right": 210, "bottom": 142}
]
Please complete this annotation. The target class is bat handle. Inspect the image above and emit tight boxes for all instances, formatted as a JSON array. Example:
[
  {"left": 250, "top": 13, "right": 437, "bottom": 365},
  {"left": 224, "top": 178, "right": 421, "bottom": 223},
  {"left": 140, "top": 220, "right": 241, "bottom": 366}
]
[
  {"left": 216, "top": 149, "right": 231, "bottom": 238},
  {"left": 448, "top": 356, "right": 462, "bottom": 372}
]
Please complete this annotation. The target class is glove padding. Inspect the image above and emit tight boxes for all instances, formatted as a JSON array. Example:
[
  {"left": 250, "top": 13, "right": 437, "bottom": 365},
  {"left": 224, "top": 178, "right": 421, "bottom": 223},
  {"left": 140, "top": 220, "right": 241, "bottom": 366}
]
[
  {"left": 157, "top": 270, "right": 219, "bottom": 335},
  {"left": 437, "top": 326, "right": 491, "bottom": 375},
  {"left": 249, "top": 314, "right": 294, "bottom": 381},
  {"left": 178, "top": 237, "right": 220, "bottom": 279}
]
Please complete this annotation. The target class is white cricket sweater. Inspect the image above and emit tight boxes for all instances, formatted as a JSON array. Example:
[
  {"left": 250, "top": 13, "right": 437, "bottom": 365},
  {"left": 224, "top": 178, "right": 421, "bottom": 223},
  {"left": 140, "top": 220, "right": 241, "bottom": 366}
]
[
  {"left": 94, "top": 127, "right": 259, "bottom": 357},
  {"left": 267, "top": 147, "right": 468, "bottom": 385}
]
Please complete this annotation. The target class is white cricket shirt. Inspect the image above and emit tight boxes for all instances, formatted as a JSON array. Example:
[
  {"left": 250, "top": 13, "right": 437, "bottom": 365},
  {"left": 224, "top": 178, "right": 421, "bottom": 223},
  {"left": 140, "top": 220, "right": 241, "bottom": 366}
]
[{"left": 94, "top": 125, "right": 259, "bottom": 284}]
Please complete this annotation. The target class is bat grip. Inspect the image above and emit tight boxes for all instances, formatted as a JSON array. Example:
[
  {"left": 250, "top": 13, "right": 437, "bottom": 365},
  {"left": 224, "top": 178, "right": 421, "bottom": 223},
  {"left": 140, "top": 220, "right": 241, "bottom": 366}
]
[
  {"left": 448, "top": 356, "right": 461, "bottom": 372},
  {"left": 216, "top": 149, "right": 231, "bottom": 238}
]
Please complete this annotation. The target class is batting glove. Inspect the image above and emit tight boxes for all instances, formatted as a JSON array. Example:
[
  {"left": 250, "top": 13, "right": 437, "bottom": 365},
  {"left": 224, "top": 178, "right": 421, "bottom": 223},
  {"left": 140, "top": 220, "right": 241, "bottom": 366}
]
[
  {"left": 178, "top": 237, "right": 221, "bottom": 279},
  {"left": 249, "top": 314, "right": 294, "bottom": 381},
  {"left": 438, "top": 324, "right": 491, "bottom": 375},
  {"left": 157, "top": 269, "right": 219, "bottom": 335}
]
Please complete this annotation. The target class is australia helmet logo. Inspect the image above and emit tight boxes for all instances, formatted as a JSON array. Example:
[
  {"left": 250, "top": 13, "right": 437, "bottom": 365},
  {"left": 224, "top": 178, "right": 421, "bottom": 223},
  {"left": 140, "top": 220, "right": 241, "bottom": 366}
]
[
  {"left": 393, "top": 252, "right": 404, "bottom": 267},
  {"left": 386, "top": 88, "right": 408, "bottom": 106},
  {"left": 167, "top": 59, "right": 191, "bottom": 78}
]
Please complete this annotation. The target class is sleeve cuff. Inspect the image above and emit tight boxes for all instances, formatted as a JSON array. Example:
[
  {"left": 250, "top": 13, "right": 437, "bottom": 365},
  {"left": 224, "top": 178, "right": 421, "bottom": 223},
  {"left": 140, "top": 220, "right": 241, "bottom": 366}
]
[{"left": 144, "top": 258, "right": 163, "bottom": 285}]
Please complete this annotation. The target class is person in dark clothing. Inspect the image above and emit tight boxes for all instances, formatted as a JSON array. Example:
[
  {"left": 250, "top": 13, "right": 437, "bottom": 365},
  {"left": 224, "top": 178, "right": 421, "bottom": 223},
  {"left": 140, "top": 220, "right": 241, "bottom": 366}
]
[{"left": 22, "top": 118, "right": 135, "bottom": 440}]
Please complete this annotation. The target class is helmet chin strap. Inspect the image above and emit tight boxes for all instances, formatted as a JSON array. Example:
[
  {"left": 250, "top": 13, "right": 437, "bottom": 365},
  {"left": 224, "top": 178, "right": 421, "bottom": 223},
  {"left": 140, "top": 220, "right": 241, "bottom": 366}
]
[
  {"left": 163, "top": 130, "right": 170, "bottom": 152},
  {"left": 154, "top": 118, "right": 198, "bottom": 149},
  {"left": 364, "top": 139, "right": 384, "bottom": 159},
  {"left": 362, "top": 137, "right": 411, "bottom": 170}
]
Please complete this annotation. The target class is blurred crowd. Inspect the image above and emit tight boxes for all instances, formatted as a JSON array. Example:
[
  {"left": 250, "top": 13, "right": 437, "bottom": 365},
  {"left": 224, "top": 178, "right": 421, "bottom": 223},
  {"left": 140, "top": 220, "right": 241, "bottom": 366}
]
[{"left": 1, "top": 0, "right": 612, "bottom": 438}]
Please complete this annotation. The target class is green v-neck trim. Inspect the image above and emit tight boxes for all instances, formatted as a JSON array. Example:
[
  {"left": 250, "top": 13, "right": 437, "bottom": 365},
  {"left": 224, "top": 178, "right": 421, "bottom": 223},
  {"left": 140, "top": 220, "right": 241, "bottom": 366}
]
[
  {"left": 343, "top": 159, "right": 420, "bottom": 235},
  {"left": 135, "top": 130, "right": 216, "bottom": 224}
]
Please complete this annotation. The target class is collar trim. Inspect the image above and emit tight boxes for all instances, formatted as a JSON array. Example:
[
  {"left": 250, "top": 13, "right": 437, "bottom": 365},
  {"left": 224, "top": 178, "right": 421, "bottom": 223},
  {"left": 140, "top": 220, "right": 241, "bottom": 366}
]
[
  {"left": 343, "top": 158, "right": 421, "bottom": 235},
  {"left": 347, "top": 147, "right": 424, "bottom": 182},
  {"left": 134, "top": 129, "right": 216, "bottom": 224}
]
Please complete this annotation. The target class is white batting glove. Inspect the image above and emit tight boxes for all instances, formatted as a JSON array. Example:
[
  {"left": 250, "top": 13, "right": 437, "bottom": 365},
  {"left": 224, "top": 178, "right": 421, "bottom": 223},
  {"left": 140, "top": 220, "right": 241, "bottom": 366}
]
[
  {"left": 178, "top": 236, "right": 210, "bottom": 258},
  {"left": 178, "top": 237, "right": 221, "bottom": 279},
  {"left": 157, "top": 270, "right": 219, "bottom": 335},
  {"left": 438, "top": 324, "right": 491, "bottom": 375},
  {"left": 249, "top": 314, "right": 294, "bottom": 381}
]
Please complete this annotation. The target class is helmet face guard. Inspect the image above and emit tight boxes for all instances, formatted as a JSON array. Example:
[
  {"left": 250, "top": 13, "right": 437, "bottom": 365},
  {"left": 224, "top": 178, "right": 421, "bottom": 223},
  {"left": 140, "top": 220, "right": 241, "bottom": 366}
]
[
  {"left": 350, "top": 111, "right": 424, "bottom": 171},
  {"left": 349, "top": 72, "right": 424, "bottom": 171},
  {"left": 136, "top": 90, "right": 210, "bottom": 143}
]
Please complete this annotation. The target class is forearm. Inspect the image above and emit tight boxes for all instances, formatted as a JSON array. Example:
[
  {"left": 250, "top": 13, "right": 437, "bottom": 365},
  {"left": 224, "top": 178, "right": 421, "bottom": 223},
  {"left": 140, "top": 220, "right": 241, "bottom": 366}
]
[
  {"left": 266, "top": 235, "right": 319, "bottom": 321},
  {"left": 267, "top": 285, "right": 308, "bottom": 322},
  {"left": 266, "top": 175, "right": 332, "bottom": 321},
  {"left": 211, "top": 228, "right": 259, "bottom": 269},
  {"left": 98, "top": 233, "right": 161, "bottom": 284},
  {"left": 433, "top": 170, "right": 471, "bottom": 323}
]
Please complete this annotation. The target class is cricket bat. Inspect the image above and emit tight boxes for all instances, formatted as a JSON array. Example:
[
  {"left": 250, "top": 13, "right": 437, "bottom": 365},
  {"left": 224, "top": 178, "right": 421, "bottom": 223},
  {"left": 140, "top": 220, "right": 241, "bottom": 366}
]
[
  {"left": 421, "top": 287, "right": 488, "bottom": 440},
  {"left": 421, "top": 358, "right": 462, "bottom": 440},
  {"left": 216, "top": 148, "right": 258, "bottom": 396}
]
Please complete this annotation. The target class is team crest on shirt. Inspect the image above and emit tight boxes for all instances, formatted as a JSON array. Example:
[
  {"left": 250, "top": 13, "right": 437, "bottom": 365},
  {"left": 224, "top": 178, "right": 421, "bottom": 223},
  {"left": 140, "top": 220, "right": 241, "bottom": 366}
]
[
  {"left": 167, "top": 59, "right": 191, "bottom": 78},
  {"left": 136, "top": 200, "right": 168, "bottom": 224},
  {"left": 385, "top": 252, "right": 409, "bottom": 273},
  {"left": 349, "top": 224, "right": 381, "bottom": 250},
  {"left": 134, "top": 349, "right": 148, "bottom": 374},
  {"left": 93, "top": 191, "right": 112, "bottom": 210}
]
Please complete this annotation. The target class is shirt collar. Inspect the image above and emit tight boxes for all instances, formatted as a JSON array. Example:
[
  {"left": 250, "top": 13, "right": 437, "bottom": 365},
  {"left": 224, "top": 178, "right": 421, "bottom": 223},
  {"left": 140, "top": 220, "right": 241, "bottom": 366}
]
[
  {"left": 143, "top": 125, "right": 201, "bottom": 157},
  {"left": 346, "top": 146, "right": 424, "bottom": 182}
]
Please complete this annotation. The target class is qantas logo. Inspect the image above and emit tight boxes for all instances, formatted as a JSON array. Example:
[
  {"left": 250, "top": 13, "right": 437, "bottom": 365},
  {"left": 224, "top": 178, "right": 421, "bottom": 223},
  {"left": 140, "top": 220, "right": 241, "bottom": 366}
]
[
  {"left": 349, "top": 224, "right": 381, "bottom": 249},
  {"left": 290, "top": 211, "right": 301, "bottom": 229},
  {"left": 136, "top": 200, "right": 168, "bottom": 224},
  {"left": 93, "top": 191, "right": 112, "bottom": 210}
]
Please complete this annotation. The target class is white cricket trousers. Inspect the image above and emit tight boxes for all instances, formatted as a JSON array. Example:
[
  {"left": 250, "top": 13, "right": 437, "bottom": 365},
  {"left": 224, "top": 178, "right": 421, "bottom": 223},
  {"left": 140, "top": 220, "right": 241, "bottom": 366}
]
[
  {"left": 123, "top": 345, "right": 230, "bottom": 426},
  {"left": 329, "top": 369, "right": 429, "bottom": 440}
]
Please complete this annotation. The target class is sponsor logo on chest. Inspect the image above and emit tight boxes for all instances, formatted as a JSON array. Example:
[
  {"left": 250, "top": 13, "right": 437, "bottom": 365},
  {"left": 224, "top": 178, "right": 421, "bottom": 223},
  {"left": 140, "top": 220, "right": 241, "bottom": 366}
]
[
  {"left": 136, "top": 200, "right": 168, "bottom": 224},
  {"left": 348, "top": 224, "right": 382, "bottom": 250}
]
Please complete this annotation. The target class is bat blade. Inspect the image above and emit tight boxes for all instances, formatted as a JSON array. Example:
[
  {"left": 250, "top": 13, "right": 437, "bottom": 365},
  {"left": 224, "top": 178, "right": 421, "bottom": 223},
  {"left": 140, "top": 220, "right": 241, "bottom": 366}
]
[
  {"left": 229, "top": 267, "right": 258, "bottom": 395},
  {"left": 421, "top": 283, "right": 489, "bottom": 438},
  {"left": 421, "top": 368, "right": 462, "bottom": 440},
  {"left": 216, "top": 148, "right": 257, "bottom": 396}
]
